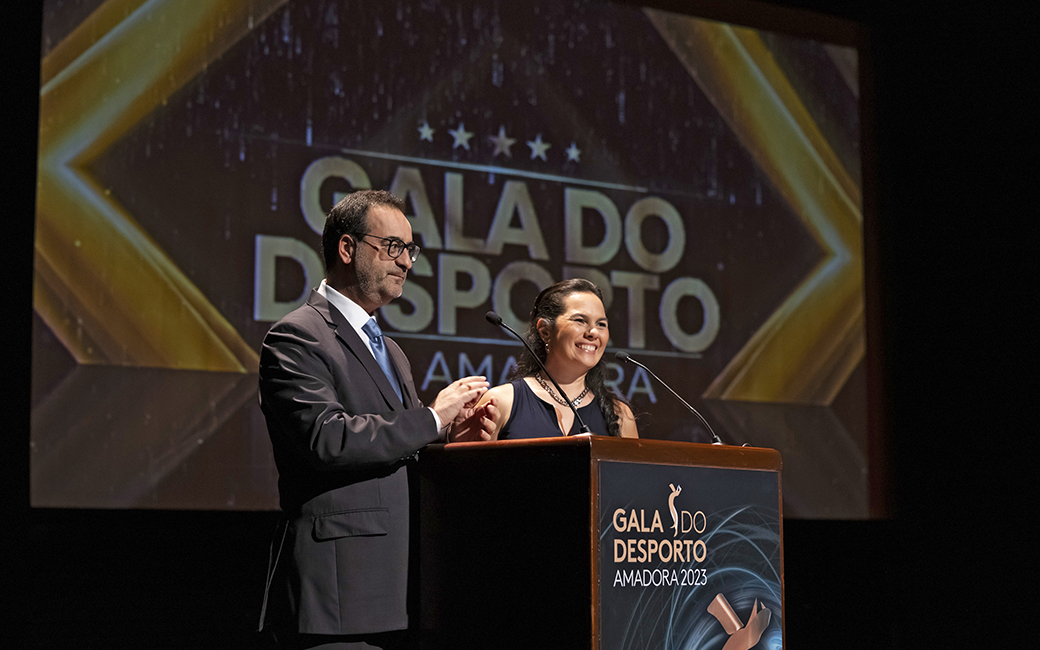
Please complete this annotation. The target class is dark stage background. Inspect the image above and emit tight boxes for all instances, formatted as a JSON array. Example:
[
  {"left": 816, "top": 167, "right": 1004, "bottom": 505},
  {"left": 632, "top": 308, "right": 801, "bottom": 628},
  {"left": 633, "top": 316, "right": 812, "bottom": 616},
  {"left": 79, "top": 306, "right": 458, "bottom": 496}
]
[{"left": 7, "top": 0, "right": 1031, "bottom": 648}]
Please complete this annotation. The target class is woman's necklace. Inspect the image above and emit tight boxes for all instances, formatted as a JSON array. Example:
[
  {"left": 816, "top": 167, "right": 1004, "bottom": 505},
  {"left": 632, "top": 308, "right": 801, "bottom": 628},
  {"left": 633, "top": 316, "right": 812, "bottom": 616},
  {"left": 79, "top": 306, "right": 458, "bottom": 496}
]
[{"left": 535, "top": 373, "right": 591, "bottom": 407}]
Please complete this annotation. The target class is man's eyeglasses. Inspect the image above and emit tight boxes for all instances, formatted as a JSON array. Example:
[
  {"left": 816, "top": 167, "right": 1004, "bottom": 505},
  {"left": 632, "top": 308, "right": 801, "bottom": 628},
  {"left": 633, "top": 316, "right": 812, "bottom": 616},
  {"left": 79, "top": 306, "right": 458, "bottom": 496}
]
[{"left": 357, "top": 234, "right": 422, "bottom": 262}]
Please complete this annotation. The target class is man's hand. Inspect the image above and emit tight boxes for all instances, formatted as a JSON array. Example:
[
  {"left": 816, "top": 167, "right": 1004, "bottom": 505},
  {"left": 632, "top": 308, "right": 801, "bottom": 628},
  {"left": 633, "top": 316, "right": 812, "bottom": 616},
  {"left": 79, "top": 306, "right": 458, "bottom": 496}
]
[
  {"left": 448, "top": 398, "right": 500, "bottom": 442},
  {"left": 430, "top": 376, "right": 489, "bottom": 431}
]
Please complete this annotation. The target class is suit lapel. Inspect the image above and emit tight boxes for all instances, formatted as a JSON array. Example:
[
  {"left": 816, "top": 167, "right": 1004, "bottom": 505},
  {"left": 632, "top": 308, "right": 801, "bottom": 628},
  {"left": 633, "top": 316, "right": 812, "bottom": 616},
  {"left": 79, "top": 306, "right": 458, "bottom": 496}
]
[
  {"left": 307, "top": 291, "right": 405, "bottom": 410},
  {"left": 385, "top": 338, "right": 418, "bottom": 409}
]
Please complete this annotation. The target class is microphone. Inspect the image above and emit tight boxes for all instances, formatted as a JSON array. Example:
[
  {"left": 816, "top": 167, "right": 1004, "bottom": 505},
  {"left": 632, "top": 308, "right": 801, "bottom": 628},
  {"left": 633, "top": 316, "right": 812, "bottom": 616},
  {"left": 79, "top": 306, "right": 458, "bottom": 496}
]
[
  {"left": 615, "top": 351, "right": 723, "bottom": 445},
  {"left": 485, "top": 311, "right": 591, "bottom": 434}
]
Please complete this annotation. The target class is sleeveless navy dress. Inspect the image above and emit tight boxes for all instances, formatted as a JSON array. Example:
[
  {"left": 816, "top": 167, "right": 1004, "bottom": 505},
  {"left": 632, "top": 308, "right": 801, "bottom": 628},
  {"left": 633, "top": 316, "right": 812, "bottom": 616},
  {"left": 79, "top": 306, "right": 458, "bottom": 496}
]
[{"left": 499, "top": 379, "right": 610, "bottom": 438}]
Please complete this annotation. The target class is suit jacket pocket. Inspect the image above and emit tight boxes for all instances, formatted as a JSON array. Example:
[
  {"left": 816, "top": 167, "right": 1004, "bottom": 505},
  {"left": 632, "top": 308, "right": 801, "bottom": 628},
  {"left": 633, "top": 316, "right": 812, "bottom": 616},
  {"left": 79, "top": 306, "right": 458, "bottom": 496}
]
[{"left": 312, "top": 508, "right": 389, "bottom": 540}]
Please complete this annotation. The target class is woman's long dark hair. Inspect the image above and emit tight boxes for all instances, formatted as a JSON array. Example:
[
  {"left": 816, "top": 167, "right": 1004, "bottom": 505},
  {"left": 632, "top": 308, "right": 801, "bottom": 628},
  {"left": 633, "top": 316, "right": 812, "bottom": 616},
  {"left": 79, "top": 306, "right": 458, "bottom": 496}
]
[{"left": 508, "top": 278, "right": 629, "bottom": 437}]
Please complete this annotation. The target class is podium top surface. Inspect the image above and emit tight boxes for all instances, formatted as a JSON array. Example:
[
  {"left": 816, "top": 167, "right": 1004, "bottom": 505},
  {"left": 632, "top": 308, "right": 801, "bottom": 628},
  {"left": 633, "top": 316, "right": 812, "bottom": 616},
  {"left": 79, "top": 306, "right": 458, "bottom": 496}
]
[{"left": 434, "top": 436, "right": 781, "bottom": 472}]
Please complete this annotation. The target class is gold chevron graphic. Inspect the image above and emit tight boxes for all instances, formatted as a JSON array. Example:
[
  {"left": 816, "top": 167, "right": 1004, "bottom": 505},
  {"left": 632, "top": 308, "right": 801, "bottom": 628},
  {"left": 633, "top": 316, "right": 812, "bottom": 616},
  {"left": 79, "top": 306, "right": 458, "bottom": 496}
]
[
  {"left": 647, "top": 11, "right": 864, "bottom": 405},
  {"left": 36, "top": 0, "right": 289, "bottom": 371}
]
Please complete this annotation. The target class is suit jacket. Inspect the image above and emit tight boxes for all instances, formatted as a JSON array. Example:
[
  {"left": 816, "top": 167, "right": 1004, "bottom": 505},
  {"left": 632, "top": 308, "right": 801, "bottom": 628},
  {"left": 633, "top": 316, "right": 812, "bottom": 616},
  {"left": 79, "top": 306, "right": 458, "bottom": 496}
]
[{"left": 258, "top": 290, "right": 440, "bottom": 636}]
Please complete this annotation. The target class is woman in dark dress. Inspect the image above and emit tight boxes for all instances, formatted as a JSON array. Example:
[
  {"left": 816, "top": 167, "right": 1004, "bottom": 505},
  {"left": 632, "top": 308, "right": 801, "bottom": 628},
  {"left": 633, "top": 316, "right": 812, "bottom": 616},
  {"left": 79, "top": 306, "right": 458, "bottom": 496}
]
[{"left": 453, "top": 279, "right": 637, "bottom": 440}]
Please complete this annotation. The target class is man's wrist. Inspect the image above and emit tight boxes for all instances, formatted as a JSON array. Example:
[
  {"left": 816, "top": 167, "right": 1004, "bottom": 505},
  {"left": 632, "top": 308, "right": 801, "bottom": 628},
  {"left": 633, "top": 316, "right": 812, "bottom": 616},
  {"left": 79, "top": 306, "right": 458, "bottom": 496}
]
[{"left": 428, "top": 407, "right": 449, "bottom": 440}]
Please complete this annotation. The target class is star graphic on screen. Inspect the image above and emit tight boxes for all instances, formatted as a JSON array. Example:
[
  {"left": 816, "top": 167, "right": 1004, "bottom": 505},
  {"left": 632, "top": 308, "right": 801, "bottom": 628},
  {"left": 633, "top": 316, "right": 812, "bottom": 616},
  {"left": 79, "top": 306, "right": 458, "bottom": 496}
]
[
  {"left": 488, "top": 125, "right": 517, "bottom": 158},
  {"left": 527, "top": 133, "right": 551, "bottom": 161},
  {"left": 565, "top": 142, "right": 582, "bottom": 162},
  {"left": 449, "top": 123, "right": 474, "bottom": 150},
  {"left": 418, "top": 121, "right": 435, "bottom": 142}
]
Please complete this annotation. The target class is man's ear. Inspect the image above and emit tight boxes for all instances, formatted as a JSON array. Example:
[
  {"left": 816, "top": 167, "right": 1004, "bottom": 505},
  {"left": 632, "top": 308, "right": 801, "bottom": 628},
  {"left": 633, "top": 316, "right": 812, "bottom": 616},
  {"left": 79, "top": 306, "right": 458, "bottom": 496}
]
[{"left": 338, "top": 234, "right": 355, "bottom": 266}]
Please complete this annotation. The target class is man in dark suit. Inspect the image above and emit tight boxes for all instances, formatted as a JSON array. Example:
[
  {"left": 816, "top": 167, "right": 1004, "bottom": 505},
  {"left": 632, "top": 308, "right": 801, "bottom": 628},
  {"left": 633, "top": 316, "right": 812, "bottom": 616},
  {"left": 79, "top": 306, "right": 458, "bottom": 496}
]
[{"left": 258, "top": 190, "right": 494, "bottom": 649}]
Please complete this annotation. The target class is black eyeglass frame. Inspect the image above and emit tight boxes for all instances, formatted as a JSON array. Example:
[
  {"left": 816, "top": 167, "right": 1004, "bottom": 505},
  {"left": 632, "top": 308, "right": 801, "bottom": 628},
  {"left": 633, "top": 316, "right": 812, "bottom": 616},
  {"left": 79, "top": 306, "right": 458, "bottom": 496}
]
[{"left": 356, "top": 234, "right": 422, "bottom": 262}]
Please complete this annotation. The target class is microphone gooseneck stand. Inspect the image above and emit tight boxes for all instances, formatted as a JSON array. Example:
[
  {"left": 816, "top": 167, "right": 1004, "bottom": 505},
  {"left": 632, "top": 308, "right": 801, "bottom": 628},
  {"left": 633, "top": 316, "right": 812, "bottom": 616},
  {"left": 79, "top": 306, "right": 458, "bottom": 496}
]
[{"left": 615, "top": 351, "right": 723, "bottom": 445}]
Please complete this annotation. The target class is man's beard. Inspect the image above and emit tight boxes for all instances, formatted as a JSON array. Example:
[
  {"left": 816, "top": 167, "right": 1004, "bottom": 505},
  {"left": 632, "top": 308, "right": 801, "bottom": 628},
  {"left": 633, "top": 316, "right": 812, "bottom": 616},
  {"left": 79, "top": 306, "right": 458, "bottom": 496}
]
[{"left": 358, "top": 270, "right": 403, "bottom": 306}]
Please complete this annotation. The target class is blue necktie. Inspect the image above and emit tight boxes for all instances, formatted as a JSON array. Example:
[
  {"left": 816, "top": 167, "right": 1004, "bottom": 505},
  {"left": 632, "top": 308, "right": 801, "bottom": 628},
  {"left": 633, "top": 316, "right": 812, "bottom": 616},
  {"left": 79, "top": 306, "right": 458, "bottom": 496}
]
[{"left": 363, "top": 318, "right": 403, "bottom": 402}]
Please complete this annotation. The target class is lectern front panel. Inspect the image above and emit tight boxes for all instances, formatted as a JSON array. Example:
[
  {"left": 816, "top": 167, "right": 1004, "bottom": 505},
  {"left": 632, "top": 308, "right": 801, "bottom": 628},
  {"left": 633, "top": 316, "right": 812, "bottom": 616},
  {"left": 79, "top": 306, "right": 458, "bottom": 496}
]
[{"left": 596, "top": 460, "right": 783, "bottom": 649}]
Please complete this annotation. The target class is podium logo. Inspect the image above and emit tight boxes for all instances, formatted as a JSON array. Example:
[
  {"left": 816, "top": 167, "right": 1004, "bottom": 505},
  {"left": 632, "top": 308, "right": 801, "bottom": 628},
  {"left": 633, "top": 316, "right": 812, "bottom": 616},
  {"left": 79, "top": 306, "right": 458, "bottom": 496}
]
[
  {"left": 708, "top": 593, "right": 771, "bottom": 650},
  {"left": 668, "top": 483, "right": 682, "bottom": 537},
  {"left": 610, "top": 483, "right": 708, "bottom": 564}
]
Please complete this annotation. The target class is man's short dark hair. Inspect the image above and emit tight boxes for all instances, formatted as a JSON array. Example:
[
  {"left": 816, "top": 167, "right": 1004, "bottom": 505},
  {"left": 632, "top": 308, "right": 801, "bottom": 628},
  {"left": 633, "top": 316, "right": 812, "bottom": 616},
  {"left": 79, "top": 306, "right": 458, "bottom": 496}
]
[{"left": 321, "top": 189, "right": 407, "bottom": 270}]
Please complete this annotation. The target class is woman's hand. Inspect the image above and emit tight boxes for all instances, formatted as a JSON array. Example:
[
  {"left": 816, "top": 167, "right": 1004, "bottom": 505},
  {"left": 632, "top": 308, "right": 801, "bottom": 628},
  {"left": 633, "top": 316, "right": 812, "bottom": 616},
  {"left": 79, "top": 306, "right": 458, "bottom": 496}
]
[{"left": 448, "top": 397, "right": 500, "bottom": 442}]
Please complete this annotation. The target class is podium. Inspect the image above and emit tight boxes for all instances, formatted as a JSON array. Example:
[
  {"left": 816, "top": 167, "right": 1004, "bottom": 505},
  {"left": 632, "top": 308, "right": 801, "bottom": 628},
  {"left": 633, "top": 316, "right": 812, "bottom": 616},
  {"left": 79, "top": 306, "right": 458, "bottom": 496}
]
[{"left": 419, "top": 436, "right": 784, "bottom": 649}]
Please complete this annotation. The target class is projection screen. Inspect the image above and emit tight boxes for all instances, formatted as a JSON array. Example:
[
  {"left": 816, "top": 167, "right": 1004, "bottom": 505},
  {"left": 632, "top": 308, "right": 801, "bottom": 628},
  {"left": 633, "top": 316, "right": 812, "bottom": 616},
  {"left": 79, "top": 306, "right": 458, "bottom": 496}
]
[{"left": 33, "top": 0, "right": 871, "bottom": 517}]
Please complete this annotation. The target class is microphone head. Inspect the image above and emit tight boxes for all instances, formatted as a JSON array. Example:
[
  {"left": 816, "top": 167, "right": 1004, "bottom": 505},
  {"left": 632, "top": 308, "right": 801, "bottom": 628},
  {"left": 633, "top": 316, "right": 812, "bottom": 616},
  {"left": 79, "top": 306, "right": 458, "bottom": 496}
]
[
  {"left": 485, "top": 311, "right": 503, "bottom": 326},
  {"left": 615, "top": 350, "right": 630, "bottom": 363}
]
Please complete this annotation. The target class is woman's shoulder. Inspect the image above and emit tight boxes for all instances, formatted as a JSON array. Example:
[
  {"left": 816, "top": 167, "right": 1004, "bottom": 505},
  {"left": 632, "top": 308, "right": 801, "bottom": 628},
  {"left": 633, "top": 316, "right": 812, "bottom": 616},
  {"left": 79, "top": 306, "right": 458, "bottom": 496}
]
[
  {"left": 476, "top": 381, "right": 515, "bottom": 413},
  {"left": 482, "top": 380, "right": 521, "bottom": 417},
  {"left": 613, "top": 398, "right": 634, "bottom": 417},
  {"left": 613, "top": 398, "right": 639, "bottom": 438},
  {"left": 502, "top": 376, "right": 543, "bottom": 399},
  {"left": 486, "top": 380, "right": 518, "bottom": 400}
]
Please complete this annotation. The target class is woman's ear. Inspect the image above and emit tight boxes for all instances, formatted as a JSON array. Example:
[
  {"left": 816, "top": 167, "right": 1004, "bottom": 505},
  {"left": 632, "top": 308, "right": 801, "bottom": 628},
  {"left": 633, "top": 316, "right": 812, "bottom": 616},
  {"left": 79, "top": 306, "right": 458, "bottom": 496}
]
[{"left": 536, "top": 317, "right": 551, "bottom": 343}]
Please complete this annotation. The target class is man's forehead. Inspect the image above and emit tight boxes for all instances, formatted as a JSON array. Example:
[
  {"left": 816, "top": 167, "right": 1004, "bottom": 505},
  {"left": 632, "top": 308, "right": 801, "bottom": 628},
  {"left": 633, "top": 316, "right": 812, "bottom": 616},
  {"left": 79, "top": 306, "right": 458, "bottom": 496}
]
[{"left": 367, "top": 204, "right": 411, "bottom": 238}]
